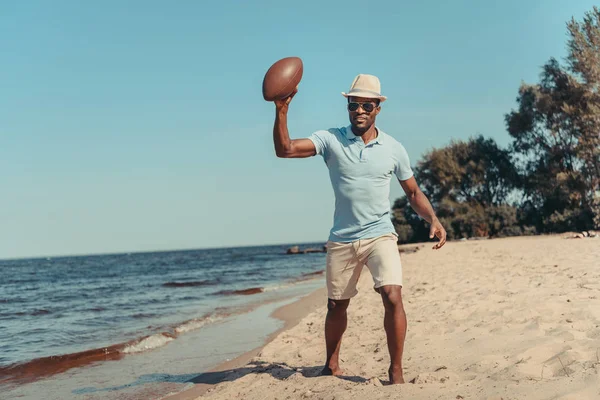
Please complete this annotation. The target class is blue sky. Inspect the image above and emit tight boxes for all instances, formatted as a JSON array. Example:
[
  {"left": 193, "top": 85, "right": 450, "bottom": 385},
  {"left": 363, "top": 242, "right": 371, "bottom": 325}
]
[{"left": 1, "top": 0, "right": 596, "bottom": 258}]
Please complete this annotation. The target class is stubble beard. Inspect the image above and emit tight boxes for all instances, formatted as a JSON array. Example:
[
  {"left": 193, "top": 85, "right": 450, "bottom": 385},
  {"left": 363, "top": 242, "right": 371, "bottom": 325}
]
[{"left": 351, "top": 120, "right": 373, "bottom": 136}]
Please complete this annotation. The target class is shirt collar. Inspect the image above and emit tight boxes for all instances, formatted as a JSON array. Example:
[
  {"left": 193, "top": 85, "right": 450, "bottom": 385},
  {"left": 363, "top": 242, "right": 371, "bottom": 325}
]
[
  {"left": 344, "top": 126, "right": 357, "bottom": 140},
  {"left": 344, "top": 125, "right": 384, "bottom": 144}
]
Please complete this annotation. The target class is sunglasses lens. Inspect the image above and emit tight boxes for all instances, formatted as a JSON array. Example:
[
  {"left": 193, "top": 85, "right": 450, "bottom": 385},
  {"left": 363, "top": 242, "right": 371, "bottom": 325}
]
[
  {"left": 362, "top": 103, "right": 374, "bottom": 112},
  {"left": 348, "top": 102, "right": 375, "bottom": 112}
]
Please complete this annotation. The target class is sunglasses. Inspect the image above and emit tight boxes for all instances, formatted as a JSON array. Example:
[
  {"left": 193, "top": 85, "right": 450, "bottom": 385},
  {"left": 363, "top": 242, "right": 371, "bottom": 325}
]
[{"left": 347, "top": 102, "right": 377, "bottom": 113}]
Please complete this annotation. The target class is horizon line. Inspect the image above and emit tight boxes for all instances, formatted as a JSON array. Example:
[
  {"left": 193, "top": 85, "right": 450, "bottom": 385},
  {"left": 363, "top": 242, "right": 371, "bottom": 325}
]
[{"left": 0, "top": 239, "right": 329, "bottom": 262}]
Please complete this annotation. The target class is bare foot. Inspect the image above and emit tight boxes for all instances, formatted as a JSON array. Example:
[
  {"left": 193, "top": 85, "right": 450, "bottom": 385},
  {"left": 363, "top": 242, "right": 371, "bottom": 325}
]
[
  {"left": 388, "top": 365, "right": 405, "bottom": 384},
  {"left": 321, "top": 365, "right": 343, "bottom": 376}
]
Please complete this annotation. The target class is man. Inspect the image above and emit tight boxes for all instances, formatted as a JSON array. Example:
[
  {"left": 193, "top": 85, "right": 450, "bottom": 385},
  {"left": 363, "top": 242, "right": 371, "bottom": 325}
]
[{"left": 272, "top": 74, "right": 446, "bottom": 384}]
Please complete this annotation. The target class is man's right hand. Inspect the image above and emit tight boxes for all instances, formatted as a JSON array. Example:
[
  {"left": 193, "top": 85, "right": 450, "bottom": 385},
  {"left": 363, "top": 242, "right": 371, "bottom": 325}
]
[
  {"left": 272, "top": 87, "right": 315, "bottom": 158},
  {"left": 274, "top": 88, "right": 298, "bottom": 113}
]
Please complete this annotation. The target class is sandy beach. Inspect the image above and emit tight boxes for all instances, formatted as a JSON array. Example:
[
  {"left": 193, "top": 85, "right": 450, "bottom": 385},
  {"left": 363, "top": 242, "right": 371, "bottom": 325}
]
[{"left": 167, "top": 234, "right": 599, "bottom": 400}]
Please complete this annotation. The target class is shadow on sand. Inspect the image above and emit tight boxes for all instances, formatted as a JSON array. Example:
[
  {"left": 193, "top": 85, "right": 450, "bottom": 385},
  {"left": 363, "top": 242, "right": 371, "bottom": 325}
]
[
  {"left": 190, "top": 361, "right": 367, "bottom": 384},
  {"left": 72, "top": 361, "right": 368, "bottom": 395}
]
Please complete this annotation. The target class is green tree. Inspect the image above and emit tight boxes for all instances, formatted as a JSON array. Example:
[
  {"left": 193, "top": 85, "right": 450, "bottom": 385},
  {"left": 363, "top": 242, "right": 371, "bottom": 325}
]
[
  {"left": 567, "top": 7, "right": 600, "bottom": 229},
  {"left": 416, "top": 135, "right": 517, "bottom": 207},
  {"left": 505, "top": 7, "right": 600, "bottom": 231},
  {"left": 392, "top": 136, "right": 520, "bottom": 242}
]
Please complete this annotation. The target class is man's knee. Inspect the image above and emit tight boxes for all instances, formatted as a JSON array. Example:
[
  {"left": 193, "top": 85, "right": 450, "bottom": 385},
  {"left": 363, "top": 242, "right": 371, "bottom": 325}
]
[
  {"left": 327, "top": 298, "right": 350, "bottom": 313},
  {"left": 379, "top": 285, "right": 404, "bottom": 309}
]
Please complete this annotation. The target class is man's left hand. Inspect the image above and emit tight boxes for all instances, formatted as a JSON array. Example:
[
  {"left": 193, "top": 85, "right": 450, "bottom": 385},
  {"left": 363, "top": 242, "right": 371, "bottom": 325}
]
[{"left": 429, "top": 218, "right": 447, "bottom": 250}]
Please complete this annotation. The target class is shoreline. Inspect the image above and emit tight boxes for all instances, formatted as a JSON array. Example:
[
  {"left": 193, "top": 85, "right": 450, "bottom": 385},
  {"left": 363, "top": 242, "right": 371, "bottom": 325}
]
[
  {"left": 0, "top": 276, "right": 327, "bottom": 400},
  {"left": 161, "top": 286, "right": 328, "bottom": 400},
  {"left": 178, "top": 235, "right": 600, "bottom": 400},
  {"left": 0, "top": 282, "right": 324, "bottom": 389}
]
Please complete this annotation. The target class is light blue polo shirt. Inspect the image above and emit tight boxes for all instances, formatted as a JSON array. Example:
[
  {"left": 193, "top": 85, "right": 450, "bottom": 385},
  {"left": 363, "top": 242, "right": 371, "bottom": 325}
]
[{"left": 309, "top": 125, "right": 413, "bottom": 243}]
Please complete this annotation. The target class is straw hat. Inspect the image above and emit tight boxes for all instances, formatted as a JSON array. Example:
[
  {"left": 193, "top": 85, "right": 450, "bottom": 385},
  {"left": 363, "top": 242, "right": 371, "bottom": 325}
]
[{"left": 341, "top": 74, "right": 387, "bottom": 102}]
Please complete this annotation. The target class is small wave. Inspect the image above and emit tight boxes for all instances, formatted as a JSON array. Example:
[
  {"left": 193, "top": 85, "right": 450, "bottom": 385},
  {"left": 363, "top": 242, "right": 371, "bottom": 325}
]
[
  {"left": 262, "top": 283, "right": 293, "bottom": 292},
  {"left": 131, "top": 313, "right": 158, "bottom": 319},
  {"left": 11, "top": 312, "right": 27, "bottom": 317},
  {"left": 261, "top": 271, "right": 325, "bottom": 292},
  {"left": 301, "top": 270, "right": 324, "bottom": 277},
  {"left": 0, "top": 329, "right": 187, "bottom": 386},
  {"left": 290, "top": 270, "right": 326, "bottom": 285},
  {"left": 0, "top": 309, "right": 53, "bottom": 318},
  {"left": 0, "top": 344, "right": 124, "bottom": 385},
  {"left": 214, "top": 287, "right": 264, "bottom": 296},
  {"left": 121, "top": 333, "right": 175, "bottom": 354},
  {"left": 31, "top": 309, "right": 51, "bottom": 316},
  {"left": 162, "top": 280, "right": 216, "bottom": 288},
  {"left": 0, "top": 298, "right": 27, "bottom": 304},
  {"left": 174, "top": 314, "right": 223, "bottom": 334},
  {"left": 87, "top": 307, "right": 106, "bottom": 312},
  {"left": 179, "top": 295, "right": 203, "bottom": 301}
]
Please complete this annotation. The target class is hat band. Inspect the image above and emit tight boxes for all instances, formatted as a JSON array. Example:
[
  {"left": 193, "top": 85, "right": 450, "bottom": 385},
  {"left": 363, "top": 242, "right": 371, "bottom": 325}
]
[{"left": 347, "top": 88, "right": 383, "bottom": 97}]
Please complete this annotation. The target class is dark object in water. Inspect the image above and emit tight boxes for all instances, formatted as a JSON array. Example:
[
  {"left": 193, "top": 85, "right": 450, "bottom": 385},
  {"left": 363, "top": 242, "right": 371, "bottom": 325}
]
[
  {"left": 214, "top": 287, "right": 264, "bottom": 296},
  {"left": 286, "top": 245, "right": 327, "bottom": 255}
]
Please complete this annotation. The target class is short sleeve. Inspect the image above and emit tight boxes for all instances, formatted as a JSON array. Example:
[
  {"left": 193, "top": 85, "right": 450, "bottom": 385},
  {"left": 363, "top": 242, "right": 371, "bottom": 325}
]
[
  {"left": 308, "top": 129, "right": 333, "bottom": 158},
  {"left": 394, "top": 142, "right": 414, "bottom": 181}
]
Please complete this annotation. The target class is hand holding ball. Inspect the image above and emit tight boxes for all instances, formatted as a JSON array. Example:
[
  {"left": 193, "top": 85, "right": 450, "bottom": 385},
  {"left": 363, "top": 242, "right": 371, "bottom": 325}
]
[{"left": 262, "top": 57, "right": 303, "bottom": 102}]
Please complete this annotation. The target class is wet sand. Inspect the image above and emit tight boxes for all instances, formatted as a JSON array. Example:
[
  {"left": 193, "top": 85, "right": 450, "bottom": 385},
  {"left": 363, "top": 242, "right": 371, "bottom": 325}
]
[{"left": 162, "top": 286, "right": 328, "bottom": 400}]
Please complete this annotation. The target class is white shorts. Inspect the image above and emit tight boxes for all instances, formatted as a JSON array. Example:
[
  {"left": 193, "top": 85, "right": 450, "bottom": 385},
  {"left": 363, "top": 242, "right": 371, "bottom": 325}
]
[{"left": 325, "top": 233, "right": 403, "bottom": 300}]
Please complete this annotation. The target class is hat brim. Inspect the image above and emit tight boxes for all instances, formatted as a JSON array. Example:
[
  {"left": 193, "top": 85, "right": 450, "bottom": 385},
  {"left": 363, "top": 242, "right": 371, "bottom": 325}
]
[{"left": 342, "top": 91, "right": 387, "bottom": 102}]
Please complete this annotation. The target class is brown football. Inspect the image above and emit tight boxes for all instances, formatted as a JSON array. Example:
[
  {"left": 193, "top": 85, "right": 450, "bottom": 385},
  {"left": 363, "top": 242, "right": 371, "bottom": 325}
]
[{"left": 262, "top": 57, "right": 303, "bottom": 101}]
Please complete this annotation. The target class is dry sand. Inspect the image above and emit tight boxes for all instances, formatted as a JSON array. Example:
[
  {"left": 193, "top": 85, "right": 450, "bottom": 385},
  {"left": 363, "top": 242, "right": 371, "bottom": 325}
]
[{"left": 172, "top": 235, "right": 600, "bottom": 400}]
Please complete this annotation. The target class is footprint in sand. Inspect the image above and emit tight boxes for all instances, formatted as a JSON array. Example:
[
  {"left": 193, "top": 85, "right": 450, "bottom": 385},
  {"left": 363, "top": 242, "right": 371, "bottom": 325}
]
[
  {"left": 542, "top": 349, "right": 581, "bottom": 377},
  {"left": 507, "top": 344, "right": 583, "bottom": 379},
  {"left": 409, "top": 367, "right": 460, "bottom": 384}
]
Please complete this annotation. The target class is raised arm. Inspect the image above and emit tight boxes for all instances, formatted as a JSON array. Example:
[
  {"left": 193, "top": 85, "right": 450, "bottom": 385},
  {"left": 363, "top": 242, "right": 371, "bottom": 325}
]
[
  {"left": 399, "top": 176, "right": 447, "bottom": 249},
  {"left": 273, "top": 89, "right": 317, "bottom": 158}
]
